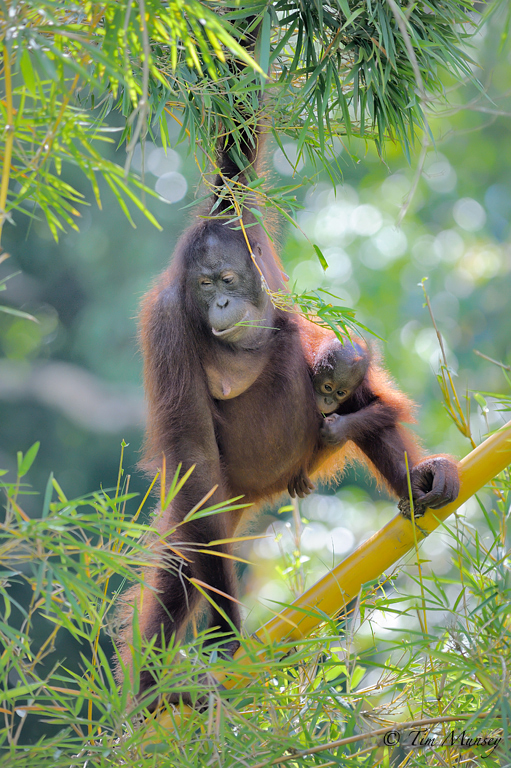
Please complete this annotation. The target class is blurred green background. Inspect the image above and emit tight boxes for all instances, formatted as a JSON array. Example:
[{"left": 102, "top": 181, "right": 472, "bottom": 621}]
[{"left": 0, "top": 5, "right": 510, "bottom": 635}]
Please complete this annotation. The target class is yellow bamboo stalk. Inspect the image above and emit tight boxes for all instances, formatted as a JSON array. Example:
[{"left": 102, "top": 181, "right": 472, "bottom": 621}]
[
  {"left": 228, "top": 419, "right": 511, "bottom": 674},
  {"left": 153, "top": 420, "right": 511, "bottom": 727}
]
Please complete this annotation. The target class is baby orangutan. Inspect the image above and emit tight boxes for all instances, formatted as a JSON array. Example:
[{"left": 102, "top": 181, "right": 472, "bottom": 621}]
[
  {"left": 315, "top": 338, "right": 381, "bottom": 451},
  {"left": 289, "top": 337, "right": 458, "bottom": 519},
  {"left": 313, "top": 338, "right": 369, "bottom": 415},
  {"left": 288, "top": 337, "right": 370, "bottom": 498}
]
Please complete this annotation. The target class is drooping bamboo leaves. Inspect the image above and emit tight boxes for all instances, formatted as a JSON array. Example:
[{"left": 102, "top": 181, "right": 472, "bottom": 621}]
[{"left": 0, "top": 0, "right": 496, "bottom": 247}]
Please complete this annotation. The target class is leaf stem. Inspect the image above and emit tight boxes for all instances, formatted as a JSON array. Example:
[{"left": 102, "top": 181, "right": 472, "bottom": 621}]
[{"left": 0, "top": 45, "right": 14, "bottom": 248}]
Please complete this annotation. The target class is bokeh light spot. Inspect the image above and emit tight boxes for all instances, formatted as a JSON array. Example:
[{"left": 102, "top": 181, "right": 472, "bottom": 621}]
[
  {"left": 273, "top": 143, "right": 305, "bottom": 175},
  {"left": 453, "top": 198, "right": 486, "bottom": 231},
  {"left": 147, "top": 147, "right": 181, "bottom": 177},
  {"left": 155, "top": 172, "right": 188, "bottom": 203}
]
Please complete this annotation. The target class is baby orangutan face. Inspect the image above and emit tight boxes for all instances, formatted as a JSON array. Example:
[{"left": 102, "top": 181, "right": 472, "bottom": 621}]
[{"left": 313, "top": 341, "right": 369, "bottom": 415}]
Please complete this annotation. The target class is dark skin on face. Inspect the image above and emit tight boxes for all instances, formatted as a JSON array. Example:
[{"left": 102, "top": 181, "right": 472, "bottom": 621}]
[
  {"left": 313, "top": 340, "right": 369, "bottom": 415},
  {"left": 193, "top": 238, "right": 278, "bottom": 400},
  {"left": 193, "top": 236, "right": 272, "bottom": 349}
]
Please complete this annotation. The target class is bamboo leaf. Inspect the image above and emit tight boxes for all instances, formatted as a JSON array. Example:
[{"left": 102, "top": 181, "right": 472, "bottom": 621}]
[
  {"left": 0, "top": 305, "right": 38, "bottom": 322},
  {"left": 313, "top": 244, "right": 329, "bottom": 271},
  {"left": 17, "top": 442, "right": 40, "bottom": 478}
]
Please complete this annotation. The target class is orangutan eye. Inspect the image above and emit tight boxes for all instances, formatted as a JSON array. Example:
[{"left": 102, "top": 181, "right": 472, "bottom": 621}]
[
  {"left": 200, "top": 278, "right": 213, "bottom": 287},
  {"left": 222, "top": 273, "right": 235, "bottom": 284},
  {"left": 337, "top": 389, "right": 347, "bottom": 397},
  {"left": 323, "top": 384, "right": 333, "bottom": 393}
]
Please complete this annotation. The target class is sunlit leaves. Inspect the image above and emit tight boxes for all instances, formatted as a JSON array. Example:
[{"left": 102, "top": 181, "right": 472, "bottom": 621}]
[
  {"left": 269, "top": 0, "right": 477, "bottom": 158},
  {"left": 0, "top": 1, "right": 262, "bottom": 243},
  {"left": 0, "top": 0, "right": 494, "bottom": 244}
]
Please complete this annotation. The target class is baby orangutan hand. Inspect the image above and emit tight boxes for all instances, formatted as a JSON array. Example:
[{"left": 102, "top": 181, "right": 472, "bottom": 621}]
[{"left": 319, "top": 413, "right": 351, "bottom": 448}]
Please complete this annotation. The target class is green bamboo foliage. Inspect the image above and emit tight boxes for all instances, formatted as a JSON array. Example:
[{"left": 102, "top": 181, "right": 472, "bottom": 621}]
[
  {"left": 0, "top": 0, "right": 492, "bottom": 244},
  {"left": 0, "top": 432, "right": 510, "bottom": 765},
  {"left": 268, "top": 0, "right": 475, "bottom": 154}
]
